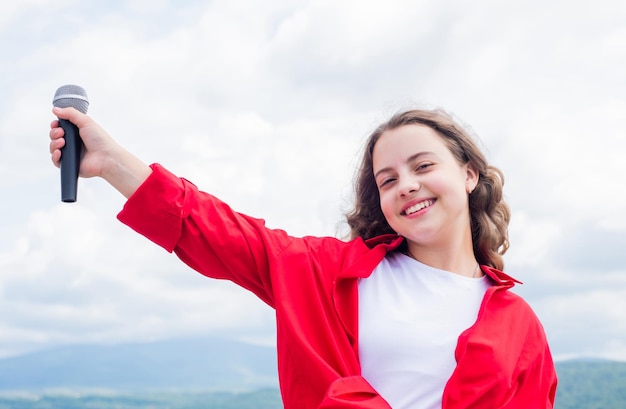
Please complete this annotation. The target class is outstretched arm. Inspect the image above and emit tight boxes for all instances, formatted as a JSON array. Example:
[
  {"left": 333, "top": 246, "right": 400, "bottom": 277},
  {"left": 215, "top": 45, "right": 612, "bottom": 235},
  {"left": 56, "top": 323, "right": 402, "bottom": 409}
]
[{"left": 49, "top": 106, "right": 152, "bottom": 198}]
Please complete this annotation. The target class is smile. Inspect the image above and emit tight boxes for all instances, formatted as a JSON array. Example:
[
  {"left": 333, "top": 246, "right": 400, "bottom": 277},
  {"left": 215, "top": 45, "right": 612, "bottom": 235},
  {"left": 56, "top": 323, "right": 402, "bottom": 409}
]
[{"left": 402, "top": 199, "right": 435, "bottom": 216}]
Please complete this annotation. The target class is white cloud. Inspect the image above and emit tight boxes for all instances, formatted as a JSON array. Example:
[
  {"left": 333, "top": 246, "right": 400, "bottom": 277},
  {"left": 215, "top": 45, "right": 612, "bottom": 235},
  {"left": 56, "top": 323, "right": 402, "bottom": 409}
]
[
  {"left": 536, "top": 285, "right": 626, "bottom": 361},
  {"left": 0, "top": 199, "right": 275, "bottom": 357},
  {"left": 1, "top": 0, "right": 625, "bottom": 364}
]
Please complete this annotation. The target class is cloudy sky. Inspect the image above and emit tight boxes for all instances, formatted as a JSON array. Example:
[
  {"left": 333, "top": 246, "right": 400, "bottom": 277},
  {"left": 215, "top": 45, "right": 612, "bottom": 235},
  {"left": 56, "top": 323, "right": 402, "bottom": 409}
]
[{"left": 1, "top": 0, "right": 625, "bottom": 363}]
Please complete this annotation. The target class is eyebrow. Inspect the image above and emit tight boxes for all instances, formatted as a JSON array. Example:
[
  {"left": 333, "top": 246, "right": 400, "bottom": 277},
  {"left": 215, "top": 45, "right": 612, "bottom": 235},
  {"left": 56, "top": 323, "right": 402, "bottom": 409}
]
[{"left": 374, "top": 151, "right": 435, "bottom": 179}]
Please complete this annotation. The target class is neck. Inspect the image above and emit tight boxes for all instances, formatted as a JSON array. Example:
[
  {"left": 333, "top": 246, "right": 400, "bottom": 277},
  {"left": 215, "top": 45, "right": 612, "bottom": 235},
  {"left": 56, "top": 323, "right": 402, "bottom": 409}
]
[{"left": 405, "top": 235, "right": 480, "bottom": 278}]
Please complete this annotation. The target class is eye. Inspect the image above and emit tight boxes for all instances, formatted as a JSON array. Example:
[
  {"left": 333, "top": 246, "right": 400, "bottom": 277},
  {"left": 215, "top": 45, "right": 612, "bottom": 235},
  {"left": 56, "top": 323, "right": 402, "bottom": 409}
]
[
  {"left": 415, "top": 162, "right": 433, "bottom": 172},
  {"left": 378, "top": 177, "right": 396, "bottom": 188}
]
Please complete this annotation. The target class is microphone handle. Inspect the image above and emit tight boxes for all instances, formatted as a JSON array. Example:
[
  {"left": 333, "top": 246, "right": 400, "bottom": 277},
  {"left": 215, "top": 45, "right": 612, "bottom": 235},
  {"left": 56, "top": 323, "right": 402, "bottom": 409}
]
[{"left": 59, "top": 118, "right": 83, "bottom": 203}]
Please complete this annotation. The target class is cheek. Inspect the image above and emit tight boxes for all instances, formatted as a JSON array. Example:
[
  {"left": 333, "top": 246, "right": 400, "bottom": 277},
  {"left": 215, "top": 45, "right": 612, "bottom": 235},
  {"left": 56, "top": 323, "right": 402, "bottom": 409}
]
[
  {"left": 438, "top": 177, "right": 469, "bottom": 208},
  {"left": 432, "top": 172, "right": 465, "bottom": 198},
  {"left": 378, "top": 192, "right": 397, "bottom": 223}
]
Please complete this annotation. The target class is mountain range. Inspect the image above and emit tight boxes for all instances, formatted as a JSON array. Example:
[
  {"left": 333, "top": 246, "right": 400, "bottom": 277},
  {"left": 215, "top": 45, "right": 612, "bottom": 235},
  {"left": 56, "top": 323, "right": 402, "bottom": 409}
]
[
  {"left": 0, "top": 337, "right": 625, "bottom": 409},
  {"left": 0, "top": 337, "right": 278, "bottom": 392}
]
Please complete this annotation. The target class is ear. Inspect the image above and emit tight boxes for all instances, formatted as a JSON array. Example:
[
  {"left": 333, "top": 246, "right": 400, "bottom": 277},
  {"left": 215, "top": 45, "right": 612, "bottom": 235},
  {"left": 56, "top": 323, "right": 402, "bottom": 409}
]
[{"left": 465, "top": 165, "right": 479, "bottom": 194}]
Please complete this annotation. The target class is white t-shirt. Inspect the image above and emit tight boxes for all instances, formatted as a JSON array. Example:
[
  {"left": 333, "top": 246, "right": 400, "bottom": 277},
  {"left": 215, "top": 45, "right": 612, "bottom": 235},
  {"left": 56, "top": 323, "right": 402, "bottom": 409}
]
[{"left": 358, "top": 252, "right": 491, "bottom": 409}]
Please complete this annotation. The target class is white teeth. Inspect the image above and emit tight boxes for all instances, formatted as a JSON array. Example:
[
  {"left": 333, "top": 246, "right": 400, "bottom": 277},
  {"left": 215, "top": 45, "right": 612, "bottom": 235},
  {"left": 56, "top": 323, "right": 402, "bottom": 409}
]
[{"left": 405, "top": 200, "right": 433, "bottom": 215}]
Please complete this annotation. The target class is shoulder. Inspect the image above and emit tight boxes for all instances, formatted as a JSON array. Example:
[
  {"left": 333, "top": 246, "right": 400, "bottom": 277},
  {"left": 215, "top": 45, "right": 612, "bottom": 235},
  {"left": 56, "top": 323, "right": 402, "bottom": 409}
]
[
  {"left": 479, "top": 266, "right": 547, "bottom": 329},
  {"left": 291, "top": 235, "right": 371, "bottom": 270},
  {"left": 278, "top": 234, "right": 403, "bottom": 282},
  {"left": 484, "top": 282, "right": 549, "bottom": 344},
  {"left": 294, "top": 234, "right": 403, "bottom": 260}
]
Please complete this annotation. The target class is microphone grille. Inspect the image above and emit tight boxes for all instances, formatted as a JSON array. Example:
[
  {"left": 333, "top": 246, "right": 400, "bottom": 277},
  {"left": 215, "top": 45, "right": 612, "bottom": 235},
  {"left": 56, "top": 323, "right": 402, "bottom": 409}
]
[{"left": 53, "top": 84, "right": 89, "bottom": 113}]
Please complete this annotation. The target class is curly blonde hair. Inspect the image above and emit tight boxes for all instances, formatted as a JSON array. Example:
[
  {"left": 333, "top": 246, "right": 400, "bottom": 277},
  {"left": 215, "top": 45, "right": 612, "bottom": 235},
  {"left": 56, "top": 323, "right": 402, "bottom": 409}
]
[{"left": 346, "top": 108, "right": 510, "bottom": 270}]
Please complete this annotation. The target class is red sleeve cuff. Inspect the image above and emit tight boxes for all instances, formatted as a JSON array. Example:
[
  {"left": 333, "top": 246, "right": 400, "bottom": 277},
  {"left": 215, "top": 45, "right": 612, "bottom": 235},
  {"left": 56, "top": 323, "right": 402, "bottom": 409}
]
[
  {"left": 319, "top": 376, "right": 391, "bottom": 408},
  {"left": 117, "top": 163, "right": 196, "bottom": 252}
]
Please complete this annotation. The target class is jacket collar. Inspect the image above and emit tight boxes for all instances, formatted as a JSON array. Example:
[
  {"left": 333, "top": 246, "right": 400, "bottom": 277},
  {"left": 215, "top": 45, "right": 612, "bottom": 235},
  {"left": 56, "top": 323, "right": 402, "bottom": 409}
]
[
  {"left": 481, "top": 265, "right": 523, "bottom": 288},
  {"left": 363, "top": 234, "right": 405, "bottom": 250},
  {"left": 337, "top": 234, "right": 404, "bottom": 280},
  {"left": 341, "top": 234, "right": 522, "bottom": 287}
]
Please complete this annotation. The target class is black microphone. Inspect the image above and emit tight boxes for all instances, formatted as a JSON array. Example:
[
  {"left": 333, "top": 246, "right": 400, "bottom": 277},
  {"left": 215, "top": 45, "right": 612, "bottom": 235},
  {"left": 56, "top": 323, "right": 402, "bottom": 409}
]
[{"left": 52, "top": 85, "right": 89, "bottom": 203}]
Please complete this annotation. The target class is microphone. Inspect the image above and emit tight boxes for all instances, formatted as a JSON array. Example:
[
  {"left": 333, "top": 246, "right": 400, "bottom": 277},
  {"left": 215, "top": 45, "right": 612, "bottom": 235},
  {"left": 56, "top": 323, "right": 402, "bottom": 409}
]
[{"left": 52, "top": 85, "right": 89, "bottom": 203}]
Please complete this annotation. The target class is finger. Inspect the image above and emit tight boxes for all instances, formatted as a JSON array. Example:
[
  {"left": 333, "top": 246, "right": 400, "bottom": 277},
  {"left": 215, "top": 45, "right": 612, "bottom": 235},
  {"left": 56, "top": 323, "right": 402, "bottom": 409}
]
[
  {"left": 52, "top": 106, "right": 75, "bottom": 119},
  {"left": 51, "top": 149, "right": 62, "bottom": 168},
  {"left": 52, "top": 106, "right": 91, "bottom": 128},
  {"left": 50, "top": 118, "right": 59, "bottom": 129},
  {"left": 49, "top": 126, "right": 64, "bottom": 141},
  {"left": 49, "top": 137, "right": 65, "bottom": 155}
]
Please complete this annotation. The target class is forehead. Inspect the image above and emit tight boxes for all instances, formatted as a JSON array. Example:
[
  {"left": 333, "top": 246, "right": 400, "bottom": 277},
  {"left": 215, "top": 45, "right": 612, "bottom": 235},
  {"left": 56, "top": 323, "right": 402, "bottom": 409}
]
[{"left": 372, "top": 124, "right": 452, "bottom": 166}]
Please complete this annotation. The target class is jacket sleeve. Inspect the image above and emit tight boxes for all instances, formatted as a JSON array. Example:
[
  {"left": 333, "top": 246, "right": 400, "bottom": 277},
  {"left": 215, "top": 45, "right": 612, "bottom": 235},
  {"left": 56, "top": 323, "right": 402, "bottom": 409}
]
[
  {"left": 498, "top": 319, "right": 557, "bottom": 409},
  {"left": 514, "top": 351, "right": 557, "bottom": 408},
  {"left": 317, "top": 376, "right": 392, "bottom": 409},
  {"left": 117, "top": 163, "right": 295, "bottom": 307}
]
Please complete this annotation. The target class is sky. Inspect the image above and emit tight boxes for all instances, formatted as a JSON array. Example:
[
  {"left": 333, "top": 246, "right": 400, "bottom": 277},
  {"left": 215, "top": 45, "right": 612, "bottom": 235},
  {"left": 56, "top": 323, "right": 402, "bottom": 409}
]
[{"left": 0, "top": 0, "right": 625, "bottom": 363}]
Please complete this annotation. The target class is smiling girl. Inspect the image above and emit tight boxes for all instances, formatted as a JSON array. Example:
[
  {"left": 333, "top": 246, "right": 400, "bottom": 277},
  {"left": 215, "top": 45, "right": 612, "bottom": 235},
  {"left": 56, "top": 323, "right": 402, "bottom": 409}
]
[{"left": 49, "top": 106, "right": 557, "bottom": 408}]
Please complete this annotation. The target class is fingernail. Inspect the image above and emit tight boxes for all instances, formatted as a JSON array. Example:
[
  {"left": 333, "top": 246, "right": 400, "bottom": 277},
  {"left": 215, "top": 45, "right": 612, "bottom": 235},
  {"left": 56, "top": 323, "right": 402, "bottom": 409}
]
[{"left": 53, "top": 107, "right": 63, "bottom": 113}]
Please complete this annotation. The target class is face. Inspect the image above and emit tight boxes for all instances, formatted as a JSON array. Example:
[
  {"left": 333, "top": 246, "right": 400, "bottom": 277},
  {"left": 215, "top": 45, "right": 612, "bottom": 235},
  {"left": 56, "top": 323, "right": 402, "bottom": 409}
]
[{"left": 372, "top": 124, "right": 477, "bottom": 250}]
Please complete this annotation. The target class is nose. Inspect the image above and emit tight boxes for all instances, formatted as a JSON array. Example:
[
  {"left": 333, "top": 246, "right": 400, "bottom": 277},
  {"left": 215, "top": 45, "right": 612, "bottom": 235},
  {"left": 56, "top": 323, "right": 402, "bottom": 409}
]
[{"left": 397, "top": 172, "right": 420, "bottom": 197}]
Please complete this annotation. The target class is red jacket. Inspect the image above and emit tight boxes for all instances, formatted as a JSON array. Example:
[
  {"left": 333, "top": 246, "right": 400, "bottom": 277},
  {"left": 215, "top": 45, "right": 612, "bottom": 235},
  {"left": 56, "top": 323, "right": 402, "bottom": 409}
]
[{"left": 118, "top": 164, "right": 557, "bottom": 408}]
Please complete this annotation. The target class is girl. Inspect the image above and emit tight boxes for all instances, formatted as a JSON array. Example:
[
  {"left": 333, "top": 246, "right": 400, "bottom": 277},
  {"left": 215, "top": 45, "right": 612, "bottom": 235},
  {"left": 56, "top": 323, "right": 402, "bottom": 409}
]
[{"left": 49, "top": 106, "right": 557, "bottom": 408}]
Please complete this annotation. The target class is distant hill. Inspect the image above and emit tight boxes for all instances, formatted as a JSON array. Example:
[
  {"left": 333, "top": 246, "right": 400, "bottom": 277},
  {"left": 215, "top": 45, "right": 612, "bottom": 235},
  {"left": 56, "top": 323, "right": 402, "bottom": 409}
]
[
  {"left": 0, "top": 389, "right": 284, "bottom": 409},
  {"left": 0, "top": 337, "right": 624, "bottom": 409},
  {"left": 0, "top": 337, "right": 278, "bottom": 392},
  {"left": 555, "top": 359, "right": 626, "bottom": 409}
]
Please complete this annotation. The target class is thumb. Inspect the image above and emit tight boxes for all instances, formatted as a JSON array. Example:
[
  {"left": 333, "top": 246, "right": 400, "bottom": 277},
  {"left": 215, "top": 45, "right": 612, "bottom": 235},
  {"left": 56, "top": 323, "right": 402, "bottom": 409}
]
[{"left": 52, "top": 106, "right": 91, "bottom": 128}]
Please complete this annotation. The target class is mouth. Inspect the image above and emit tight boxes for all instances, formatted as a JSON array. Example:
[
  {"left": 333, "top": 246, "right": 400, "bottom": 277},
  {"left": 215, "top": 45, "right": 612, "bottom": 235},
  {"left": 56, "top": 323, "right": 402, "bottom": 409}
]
[{"left": 402, "top": 199, "right": 435, "bottom": 216}]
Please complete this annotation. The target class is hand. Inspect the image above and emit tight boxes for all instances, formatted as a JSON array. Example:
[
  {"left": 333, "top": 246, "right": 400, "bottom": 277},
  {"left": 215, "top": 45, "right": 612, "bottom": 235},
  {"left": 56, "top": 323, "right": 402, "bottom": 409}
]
[
  {"left": 49, "top": 106, "right": 118, "bottom": 179},
  {"left": 49, "top": 107, "right": 152, "bottom": 198}
]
